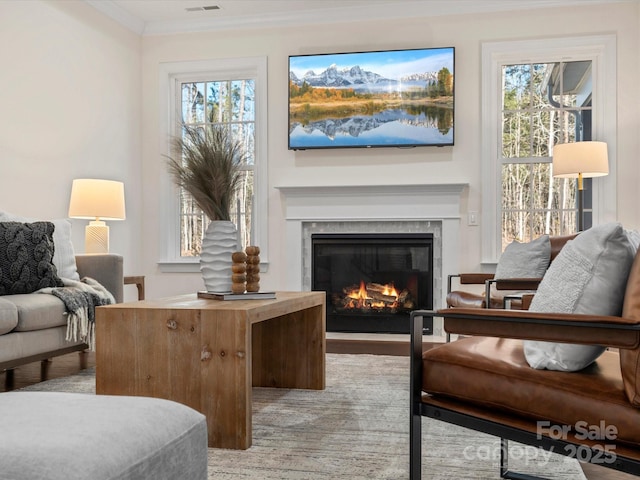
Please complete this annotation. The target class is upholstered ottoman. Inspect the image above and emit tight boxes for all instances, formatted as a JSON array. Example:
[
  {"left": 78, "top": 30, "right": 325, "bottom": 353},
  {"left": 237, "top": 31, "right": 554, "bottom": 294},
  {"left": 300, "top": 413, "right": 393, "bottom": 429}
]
[{"left": 0, "top": 392, "right": 207, "bottom": 480}]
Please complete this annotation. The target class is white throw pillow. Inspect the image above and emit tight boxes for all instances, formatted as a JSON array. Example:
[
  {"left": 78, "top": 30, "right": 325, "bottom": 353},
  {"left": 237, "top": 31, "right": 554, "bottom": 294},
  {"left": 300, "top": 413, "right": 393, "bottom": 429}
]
[
  {"left": 0, "top": 211, "right": 80, "bottom": 281},
  {"left": 524, "top": 223, "right": 636, "bottom": 371},
  {"left": 494, "top": 234, "right": 550, "bottom": 279}
]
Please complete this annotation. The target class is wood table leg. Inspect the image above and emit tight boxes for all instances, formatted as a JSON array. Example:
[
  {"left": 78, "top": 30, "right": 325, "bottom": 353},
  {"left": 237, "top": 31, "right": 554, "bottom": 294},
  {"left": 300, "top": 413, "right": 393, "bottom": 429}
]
[
  {"left": 200, "top": 310, "right": 252, "bottom": 449},
  {"left": 252, "top": 304, "right": 325, "bottom": 390}
]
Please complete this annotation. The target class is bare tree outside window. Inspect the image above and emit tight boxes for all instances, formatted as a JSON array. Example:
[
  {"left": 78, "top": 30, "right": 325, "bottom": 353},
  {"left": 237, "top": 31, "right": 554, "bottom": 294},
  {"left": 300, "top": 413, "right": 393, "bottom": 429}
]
[
  {"left": 179, "top": 79, "right": 255, "bottom": 257},
  {"left": 500, "top": 61, "right": 593, "bottom": 250}
]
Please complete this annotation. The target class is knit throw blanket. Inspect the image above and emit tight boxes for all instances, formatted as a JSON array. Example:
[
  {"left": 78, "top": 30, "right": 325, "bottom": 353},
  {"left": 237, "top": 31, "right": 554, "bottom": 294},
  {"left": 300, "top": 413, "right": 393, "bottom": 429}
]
[{"left": 39, "top": 277, "right": 115, "bottom": 351}]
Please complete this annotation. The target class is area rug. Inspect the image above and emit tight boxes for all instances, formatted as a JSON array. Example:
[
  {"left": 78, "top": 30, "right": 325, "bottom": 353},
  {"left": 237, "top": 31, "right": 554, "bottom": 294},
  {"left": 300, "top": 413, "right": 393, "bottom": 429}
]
[{"left": 20, "top": 354, "right": 585, "bottom": 479}]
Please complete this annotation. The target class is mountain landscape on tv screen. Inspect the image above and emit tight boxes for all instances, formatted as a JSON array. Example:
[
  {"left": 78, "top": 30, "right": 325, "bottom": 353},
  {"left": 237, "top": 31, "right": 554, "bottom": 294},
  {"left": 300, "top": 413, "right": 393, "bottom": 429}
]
[{"left": 288, "top": 48, "right": 454, "bottom": 149}]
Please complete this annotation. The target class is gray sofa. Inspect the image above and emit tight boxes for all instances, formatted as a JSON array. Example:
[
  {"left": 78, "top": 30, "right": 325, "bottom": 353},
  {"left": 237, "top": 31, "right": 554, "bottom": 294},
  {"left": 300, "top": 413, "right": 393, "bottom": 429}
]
[{"left": 0, "top": 253, "right": 123, "bottom": 376}]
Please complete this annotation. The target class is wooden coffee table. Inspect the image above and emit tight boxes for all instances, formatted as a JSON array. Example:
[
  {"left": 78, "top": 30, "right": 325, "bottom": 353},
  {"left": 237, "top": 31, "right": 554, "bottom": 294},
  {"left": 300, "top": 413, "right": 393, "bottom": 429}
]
[{"left": 95, "top": 291, "right": 325, "bottom": 449}]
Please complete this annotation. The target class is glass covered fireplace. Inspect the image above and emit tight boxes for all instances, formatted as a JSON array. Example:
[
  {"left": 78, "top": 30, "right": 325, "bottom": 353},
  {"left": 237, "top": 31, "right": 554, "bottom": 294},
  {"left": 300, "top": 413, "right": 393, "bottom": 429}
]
[{"left": 311, "top": 233, "right": 433, "bottom": 334}]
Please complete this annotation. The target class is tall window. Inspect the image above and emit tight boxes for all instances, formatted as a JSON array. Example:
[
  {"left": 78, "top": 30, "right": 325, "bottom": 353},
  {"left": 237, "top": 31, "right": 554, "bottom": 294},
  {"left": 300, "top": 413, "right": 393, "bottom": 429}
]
[
  {"left": 481, "top": 35, "right": 616, "bottom": 262},
  {"left": 159, "top": 57, "right": 268, "bottom": 271},
  {"left": 500, "top": 60, "right": 592, "bottom": 249},
  {"left": 179, "top": 79, "right": 255, "bottom": 256}
]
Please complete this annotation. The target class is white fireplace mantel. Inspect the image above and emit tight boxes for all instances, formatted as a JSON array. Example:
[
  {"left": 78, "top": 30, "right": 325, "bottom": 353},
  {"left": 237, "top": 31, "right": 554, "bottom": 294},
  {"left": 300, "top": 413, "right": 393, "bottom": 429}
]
[
  {"left": 275, "top": 183, "right": 467, "bottom": 221},
  {"left": 276, "top": 183, "right": 468, "bottom": 322}
]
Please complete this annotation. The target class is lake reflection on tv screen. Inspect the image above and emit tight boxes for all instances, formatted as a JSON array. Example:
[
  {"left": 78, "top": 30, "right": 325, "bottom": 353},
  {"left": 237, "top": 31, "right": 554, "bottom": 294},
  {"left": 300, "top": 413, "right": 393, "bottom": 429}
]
[{"left": 289, "top": 107, "right": 453, "bottom": 149}]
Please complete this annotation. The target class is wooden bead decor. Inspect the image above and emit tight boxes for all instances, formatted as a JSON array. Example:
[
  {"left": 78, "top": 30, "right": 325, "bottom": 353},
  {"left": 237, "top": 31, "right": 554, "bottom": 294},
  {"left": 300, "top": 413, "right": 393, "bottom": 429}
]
[
  {"left": 230, "top": 251, "right": 247, "bottom": 294},
  {"left": 245, "top": 246, "right": 260, "bottom": 292}
]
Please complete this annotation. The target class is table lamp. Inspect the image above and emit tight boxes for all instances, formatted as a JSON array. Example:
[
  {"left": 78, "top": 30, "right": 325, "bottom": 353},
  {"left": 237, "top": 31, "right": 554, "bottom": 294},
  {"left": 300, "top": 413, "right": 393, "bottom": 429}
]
[
  {"left": 68, "top": 179, "right": 126, "bottom": 253},
  {"left": 552, "top": 141, "right": 608, "bottom": 232}
]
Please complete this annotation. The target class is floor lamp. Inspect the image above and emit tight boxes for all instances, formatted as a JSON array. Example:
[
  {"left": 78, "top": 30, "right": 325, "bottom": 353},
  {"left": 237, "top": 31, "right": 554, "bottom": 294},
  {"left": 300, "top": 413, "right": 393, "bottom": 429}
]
[
  {"left": 68, "top": 179, "right": 126, "bottom": 253},
  {"left": 552, "top": 141, "right": 608, "bottom": 232}
]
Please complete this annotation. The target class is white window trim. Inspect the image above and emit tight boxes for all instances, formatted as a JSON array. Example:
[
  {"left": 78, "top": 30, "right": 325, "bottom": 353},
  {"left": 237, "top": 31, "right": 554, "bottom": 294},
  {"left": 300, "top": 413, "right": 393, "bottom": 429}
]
[
  {"left": 480, "top": 34, "right": 617, "bottom": 264},
  {"left": 158, "top": 56, "right": 269, "bottom": 272}
]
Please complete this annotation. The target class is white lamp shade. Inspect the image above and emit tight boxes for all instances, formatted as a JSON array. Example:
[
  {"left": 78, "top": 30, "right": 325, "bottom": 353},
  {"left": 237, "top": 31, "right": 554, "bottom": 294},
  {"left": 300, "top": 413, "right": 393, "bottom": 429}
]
[
  {"left": 68, "top": 179, "right": 126, "bottom": 220},
  {"left": 552, "top": 141, "right": 609, "bottom": 179}
]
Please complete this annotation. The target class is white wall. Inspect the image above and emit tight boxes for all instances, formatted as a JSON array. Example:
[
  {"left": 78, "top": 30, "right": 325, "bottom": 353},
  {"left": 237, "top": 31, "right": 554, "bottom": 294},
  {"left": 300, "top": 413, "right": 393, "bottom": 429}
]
[
  {"left": 0, "top": 0, "right": 142, "bottom": 300},
  {"left": 141, "top": 2, "right": 639, "bottom": 299},
  {"left": 1, "top": 1, "right": 638, "bottom": 301}
]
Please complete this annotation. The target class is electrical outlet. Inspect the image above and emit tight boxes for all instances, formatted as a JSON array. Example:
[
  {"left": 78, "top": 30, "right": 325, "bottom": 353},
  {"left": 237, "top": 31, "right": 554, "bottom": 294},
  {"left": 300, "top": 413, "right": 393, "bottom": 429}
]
[{"left": 468, "top": 211, "right": 479, "bottom": 226}]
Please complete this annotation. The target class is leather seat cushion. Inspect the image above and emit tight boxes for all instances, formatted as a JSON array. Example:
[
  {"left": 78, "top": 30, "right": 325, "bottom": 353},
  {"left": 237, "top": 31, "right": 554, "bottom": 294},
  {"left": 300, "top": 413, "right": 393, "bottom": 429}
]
[
  {"left": 446, "top": 291, "right": 525, "bottom": 309},
  {"left": 447, "top": 291, "right": 487, "bottom": 308},
  {"left": 422, "top": 336, "right": 640, "bottom": 446}
]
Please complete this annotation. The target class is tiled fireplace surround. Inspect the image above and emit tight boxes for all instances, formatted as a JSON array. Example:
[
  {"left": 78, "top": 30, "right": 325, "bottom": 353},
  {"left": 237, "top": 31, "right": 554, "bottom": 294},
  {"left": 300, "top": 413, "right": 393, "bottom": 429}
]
[{"left": 277, "top": 184, "right": 468, "bottom": 337}]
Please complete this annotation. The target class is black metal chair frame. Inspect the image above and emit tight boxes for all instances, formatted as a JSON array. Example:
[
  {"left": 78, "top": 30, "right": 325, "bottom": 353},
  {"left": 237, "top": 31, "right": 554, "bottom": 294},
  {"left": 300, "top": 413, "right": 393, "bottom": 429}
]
[{"left": 410, "top": 309, "right": 640, "bottom": 480}]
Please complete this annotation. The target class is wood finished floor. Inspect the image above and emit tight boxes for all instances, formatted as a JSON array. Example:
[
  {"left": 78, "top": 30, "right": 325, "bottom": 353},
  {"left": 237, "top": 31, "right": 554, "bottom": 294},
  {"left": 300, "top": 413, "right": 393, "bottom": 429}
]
[{"left": 0, "top": 346, "right": 634, "bottom": 480}]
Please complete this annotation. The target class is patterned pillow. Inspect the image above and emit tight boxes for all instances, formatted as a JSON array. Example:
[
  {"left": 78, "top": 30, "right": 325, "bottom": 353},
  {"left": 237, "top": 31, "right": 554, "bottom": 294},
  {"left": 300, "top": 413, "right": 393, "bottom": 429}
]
[
  {"left": 524, "top": 223, "right": 636, "bottom": 371},
  {"left": 0, "top": 211, "right": 79, "bottom": 280},
  {"left": 0, "top": 222, "right": 64, "bottom": 295}
]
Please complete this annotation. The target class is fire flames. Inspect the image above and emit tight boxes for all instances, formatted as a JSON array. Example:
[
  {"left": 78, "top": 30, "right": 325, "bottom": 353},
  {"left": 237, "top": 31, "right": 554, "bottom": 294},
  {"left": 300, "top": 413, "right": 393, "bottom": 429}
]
[
  {"left": 346, "top": 280, "right": 399, "bottom": 309},
  {"left": 332, "top": 280, "right": 414, "bottom": 313}
]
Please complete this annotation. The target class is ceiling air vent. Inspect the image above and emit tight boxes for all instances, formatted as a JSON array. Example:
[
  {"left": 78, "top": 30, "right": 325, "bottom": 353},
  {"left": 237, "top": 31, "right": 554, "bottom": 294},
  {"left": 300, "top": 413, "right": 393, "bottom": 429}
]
[{"left": 185, "top": 5, "right": 220, "bottom": 12}]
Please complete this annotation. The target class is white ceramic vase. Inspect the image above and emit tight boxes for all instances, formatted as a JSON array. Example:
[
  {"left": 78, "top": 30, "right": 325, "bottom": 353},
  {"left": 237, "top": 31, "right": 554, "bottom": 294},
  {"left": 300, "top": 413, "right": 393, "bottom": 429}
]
[{"left": 200, "top": 220, "right": 238, "bottom": 293}]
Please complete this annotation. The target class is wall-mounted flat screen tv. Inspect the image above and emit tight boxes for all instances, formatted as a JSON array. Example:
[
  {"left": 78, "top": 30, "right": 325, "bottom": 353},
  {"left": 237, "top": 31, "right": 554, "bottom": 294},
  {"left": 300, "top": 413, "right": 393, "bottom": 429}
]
[{"left": 288, "top": 47, "right": 454, "bottom": 150}]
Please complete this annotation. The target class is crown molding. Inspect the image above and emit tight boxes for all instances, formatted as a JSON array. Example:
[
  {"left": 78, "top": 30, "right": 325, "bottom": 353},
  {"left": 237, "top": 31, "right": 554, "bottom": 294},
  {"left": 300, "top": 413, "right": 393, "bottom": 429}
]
[{"left": 85, "top": 0, "right": 634, "bottom": 37}]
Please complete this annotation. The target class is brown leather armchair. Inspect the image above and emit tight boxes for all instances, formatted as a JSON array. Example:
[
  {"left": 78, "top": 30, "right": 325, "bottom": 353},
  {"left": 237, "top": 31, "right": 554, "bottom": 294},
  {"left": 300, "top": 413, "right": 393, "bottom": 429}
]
[
  {"left": 410, "top": 247, "right": 640, "bottom": 479},
  {"left": 446, "top": 234, "right": 577, "bottom": 310}
]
